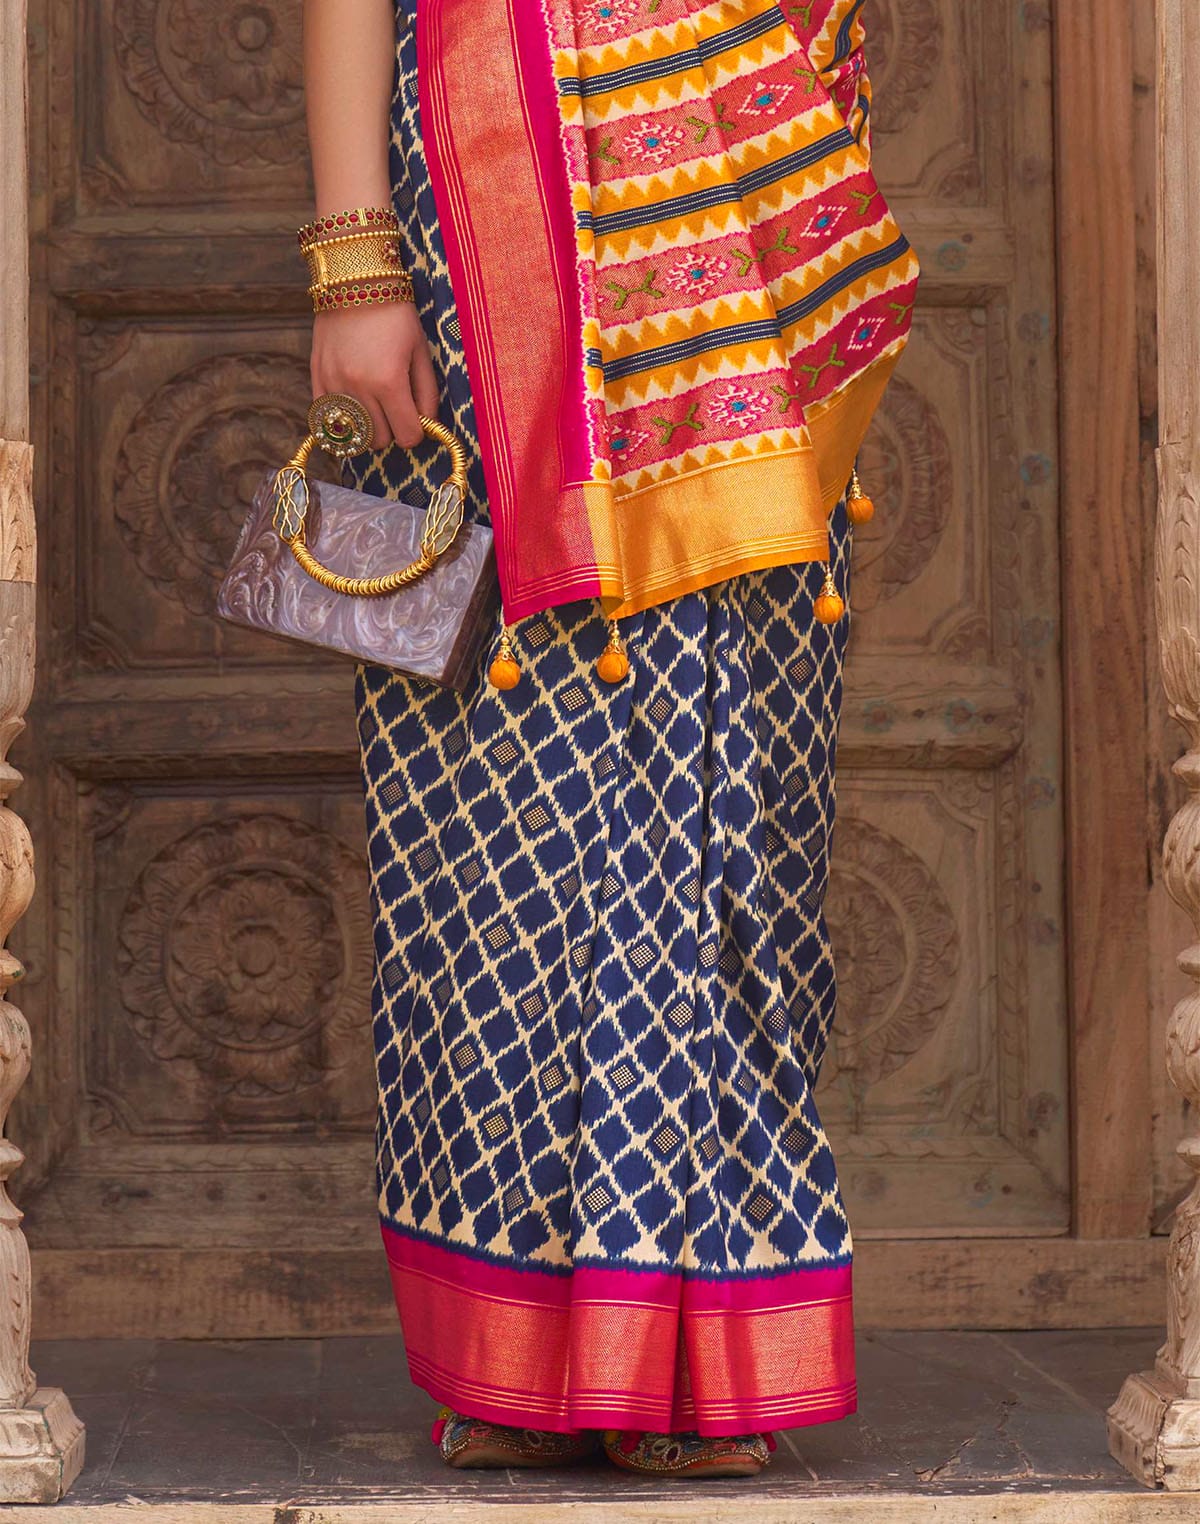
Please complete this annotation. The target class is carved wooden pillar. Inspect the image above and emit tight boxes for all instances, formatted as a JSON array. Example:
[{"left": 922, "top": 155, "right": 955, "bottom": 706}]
[
  {"left": 1108, "top": 0, "right": 1200, "bottom": 1491},
  {"left": 0, "top": 0, "right": 84, "bottom": 1502}
]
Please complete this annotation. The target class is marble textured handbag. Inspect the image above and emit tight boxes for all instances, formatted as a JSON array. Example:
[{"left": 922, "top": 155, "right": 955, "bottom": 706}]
[{"left": 217, "top": 396, "right": 498, "bottom": 692}]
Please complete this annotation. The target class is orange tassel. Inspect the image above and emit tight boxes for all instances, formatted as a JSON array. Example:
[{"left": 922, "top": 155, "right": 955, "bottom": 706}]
[
  {"left": 846, "top": 465, "right": 875, "bottom": 526},
  {"left": 596, "top": 620, "right": 631, "bottom": 684},
  {"left": 488, "top": 628, "right": 521, "bottom": 690},
  {"left": 813, "top": 568, "right": 845, "bottom": 625}
]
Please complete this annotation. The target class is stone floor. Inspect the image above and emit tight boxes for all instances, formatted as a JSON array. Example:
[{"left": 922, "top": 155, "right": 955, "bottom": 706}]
[{"left": 7, "top": 1329, "right": 1194, "bottom": 1520}]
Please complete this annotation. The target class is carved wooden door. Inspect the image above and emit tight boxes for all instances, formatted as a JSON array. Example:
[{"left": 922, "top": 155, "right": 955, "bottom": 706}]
[
  {"left": 820, "top": 1, "right": 1068, "bottom": 1237},
  {"left": 16, "top": 0, "right": 1068, "bottom": 1325}
]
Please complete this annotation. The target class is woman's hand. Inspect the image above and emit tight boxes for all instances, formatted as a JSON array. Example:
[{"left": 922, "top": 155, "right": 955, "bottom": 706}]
[{"left": 311, "top": 301, "right": 440, "bottom": 450}]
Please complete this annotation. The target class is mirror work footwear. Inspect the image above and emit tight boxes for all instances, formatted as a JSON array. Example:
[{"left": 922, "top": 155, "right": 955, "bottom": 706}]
[
  {"left": 433, "top": 1409, "right": 598, "bottom": 1469},
  {"left": 602, "top": 1429, "right": 774, "bottom": 1479}
]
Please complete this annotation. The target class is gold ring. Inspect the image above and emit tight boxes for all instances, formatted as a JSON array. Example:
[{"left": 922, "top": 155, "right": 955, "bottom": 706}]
[{"left": 309, "top": 393, "right": 374, "bottom": 459}]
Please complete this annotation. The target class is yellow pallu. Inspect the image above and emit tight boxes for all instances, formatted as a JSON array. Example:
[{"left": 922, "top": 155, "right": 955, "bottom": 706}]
[{"left": 418, "top": 0, "right": 919, "bottom": 621}]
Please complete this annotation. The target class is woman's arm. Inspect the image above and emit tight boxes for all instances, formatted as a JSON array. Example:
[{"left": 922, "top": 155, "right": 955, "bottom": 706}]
[{"left": 303, "top": 0, "right": 437, "bottom": 448}]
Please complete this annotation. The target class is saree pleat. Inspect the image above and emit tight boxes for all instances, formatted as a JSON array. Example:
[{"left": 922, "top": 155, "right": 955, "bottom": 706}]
[{"left": 352, "top": 0, "right": 859, "bottom": 1434}]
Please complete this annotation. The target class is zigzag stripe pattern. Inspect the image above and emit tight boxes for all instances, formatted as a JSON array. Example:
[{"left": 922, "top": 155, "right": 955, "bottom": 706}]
[
  {"left": 559, "top": 6, "right": 783, "bottom": 95},
  {"left": 578, "top": 126, "right": 854, "bottom": 236},
  {"left": 545, "top": 0, "right": 918, "bottom": 494},
  {"left": 603, "top": 231, "right": 910, "bottom": 382}
]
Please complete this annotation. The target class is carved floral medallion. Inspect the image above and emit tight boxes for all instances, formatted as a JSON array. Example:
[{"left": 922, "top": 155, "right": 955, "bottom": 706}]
[
  {"left": 851, "top": 375, "right": 954, "bottom": 611},
  {"left": 823, "top": 816, "right": 961, "bottom": 1089},
  {"left": 113, "top": 0, "right": 306, "bottom": 166},
  {"left": 863, "top": 0, "right": 943, "bottom": 136},
  {"left": 113, "top": 353, "right": 310, "bottom": 615},
  {"left": 116, "top": 814, "right": 371, "bottom": 1097}
]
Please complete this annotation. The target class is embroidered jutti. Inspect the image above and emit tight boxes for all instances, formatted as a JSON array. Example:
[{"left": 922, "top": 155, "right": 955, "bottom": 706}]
[{"left": 353, "top": 0, "right": 916, "bottom": 1435}]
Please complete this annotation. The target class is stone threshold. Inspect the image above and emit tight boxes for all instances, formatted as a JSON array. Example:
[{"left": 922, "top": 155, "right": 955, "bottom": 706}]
[{"left": 0, "top": 1495, "right": 1194, "bottom": 1523}]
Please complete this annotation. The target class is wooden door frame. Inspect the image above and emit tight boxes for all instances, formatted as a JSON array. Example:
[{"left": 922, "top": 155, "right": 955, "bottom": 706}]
[
  {"left": 0, "top": 0, "right": 84, "bottom": 1500},
  {"left": 1108, "top": 0, "right": 1200, "bottom": 1488},
  {"left": 1055, "top": 5, "right": 1154, "bottom": 1239}
]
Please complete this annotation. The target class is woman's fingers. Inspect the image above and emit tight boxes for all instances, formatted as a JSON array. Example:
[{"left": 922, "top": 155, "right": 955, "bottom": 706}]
[
  {"left": 381, "top": 377, "right": 425, "bottom": 450},
  {"left": 411, "top": 340, "right": 440, "bottom": 421},
  {"left": 360, "top": 395, "right": 395, "bottom": 452}
]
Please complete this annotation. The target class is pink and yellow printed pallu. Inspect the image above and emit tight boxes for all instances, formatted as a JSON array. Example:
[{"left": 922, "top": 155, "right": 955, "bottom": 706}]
[{"left": 418, "top": 0, "right": 918, "bottom": 621}]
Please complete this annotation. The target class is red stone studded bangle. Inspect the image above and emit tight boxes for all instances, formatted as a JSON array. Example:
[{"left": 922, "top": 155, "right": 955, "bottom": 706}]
[
  {"left": 311, "top": 276, "right": 416, "bottom": 313},
  {"left": 296, "top": 206, "right": 399, "bottom": 249}
]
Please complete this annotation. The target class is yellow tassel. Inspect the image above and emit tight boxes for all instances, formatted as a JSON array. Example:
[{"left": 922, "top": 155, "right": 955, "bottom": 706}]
[
  {"left": 596, "top": 619, "right": 631, "bottom": 684},
  {"left": 846, "top": 465, "right": 875, "bottom": 526},
  {"left": 488, "top": 627, "right": 521, "bottom": 690},
  {"left": 813, "top": 568, "right": 846, "bottom": 625}
]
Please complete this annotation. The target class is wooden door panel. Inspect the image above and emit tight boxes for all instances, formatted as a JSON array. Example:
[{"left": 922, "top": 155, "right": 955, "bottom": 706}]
[
  {"left": 852, "top": 316, "right": 983, "bottom": 651},
  {"left": 82, "top": 0, "right": 310, "bottom": 213},
  {"left": 826, "top": 774, "right": 1066, "bottom": 1234},
  {"left": 73, "top": 322, "right": 328, "bottom": 675},
  {"left": 14, "top": 0, "right": 1071, "bottom": 1315},
  {"left": 91, "top": 788, "right": 373, "bottom": 1137},
  {"left": 866, "top": 2, "right": 985, "bottom": 201}
]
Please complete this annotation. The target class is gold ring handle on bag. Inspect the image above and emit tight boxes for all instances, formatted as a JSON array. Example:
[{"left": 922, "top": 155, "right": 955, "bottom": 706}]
[{"left": 271, "top": 393, "right": 469, "bottom": 599}]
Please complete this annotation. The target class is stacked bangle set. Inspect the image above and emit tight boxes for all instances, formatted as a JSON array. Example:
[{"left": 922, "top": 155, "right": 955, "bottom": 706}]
[
  {"left": 292, "top": 204, "right": 874, "bottom": 678},
  {"left": 298, "top": 206, "right": 415, "bottom": 313}
]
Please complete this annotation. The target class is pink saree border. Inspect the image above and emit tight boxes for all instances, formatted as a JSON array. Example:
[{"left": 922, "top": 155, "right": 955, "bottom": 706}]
[
  {"left": 382, "top": 1224, "right": 857, "bottom": 1435},
  {"left": 418, "top": 0, "right": 612, "bottom": 620},
  {"left": 507, "top": 0, "right": 598, "bottom": 489}
]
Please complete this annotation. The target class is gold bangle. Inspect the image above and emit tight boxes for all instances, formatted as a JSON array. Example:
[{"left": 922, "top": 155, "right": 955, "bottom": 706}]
[
  {"left": 311, "top": 275, "right": 415, "bottom": 313},
  {"left": 300, "top": 228, "right": 404, "bottom": 256},
  {"left": 303, "top": 231, "right": 406, "bottom": 289},
  {"left": 308, "top": 268, "right": 407, "bottom": 295},
  {"left": 296, "top": 206, "right": 398, "bottom": 247}
]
